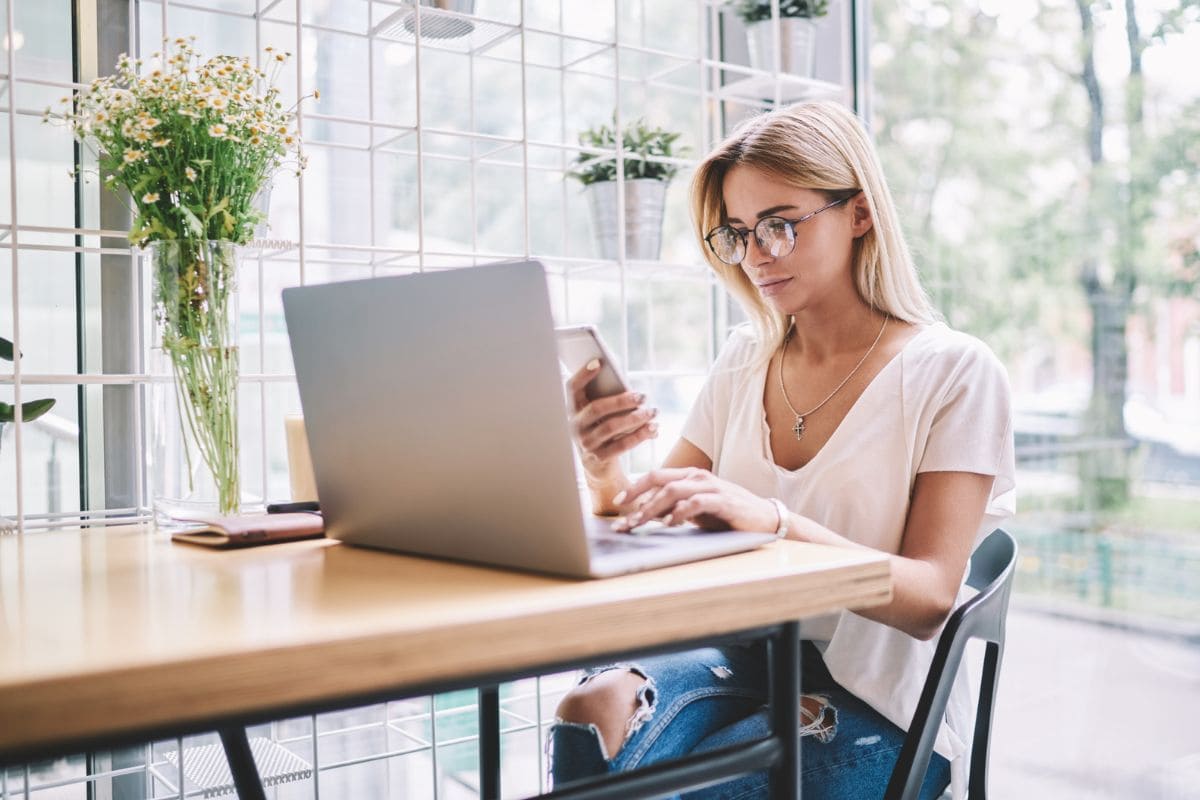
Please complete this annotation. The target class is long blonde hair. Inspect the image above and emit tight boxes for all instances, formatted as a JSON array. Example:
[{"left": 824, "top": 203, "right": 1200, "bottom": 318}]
[{"left": 690, "top": 101, "right": 936, "bottom": 357}]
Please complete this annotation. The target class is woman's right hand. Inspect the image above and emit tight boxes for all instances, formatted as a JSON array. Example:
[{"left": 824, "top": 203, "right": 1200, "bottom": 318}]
[{"left": 566, "top": 359, "right": 659, "bottom": 482}]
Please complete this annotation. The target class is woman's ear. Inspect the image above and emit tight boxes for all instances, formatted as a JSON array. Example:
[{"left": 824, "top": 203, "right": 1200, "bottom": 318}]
[{"left": 850, "top": 193, "right": 874, "bottom": 238}]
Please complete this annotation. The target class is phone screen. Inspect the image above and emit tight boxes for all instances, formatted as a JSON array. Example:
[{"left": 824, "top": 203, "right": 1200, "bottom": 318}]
[{"left": 555, "top": 326, "right": 629, "bottom": 400}]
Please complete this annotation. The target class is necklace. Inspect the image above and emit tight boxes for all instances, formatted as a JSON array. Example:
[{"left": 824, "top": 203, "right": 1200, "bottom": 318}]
[{"left": 778, "top": 316, "right": 888, "bottom": 441}]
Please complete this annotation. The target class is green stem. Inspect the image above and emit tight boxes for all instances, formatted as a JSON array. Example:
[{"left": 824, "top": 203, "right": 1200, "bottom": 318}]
[{"left": 155, "top": 239, "right": 241, "bottom": 514}]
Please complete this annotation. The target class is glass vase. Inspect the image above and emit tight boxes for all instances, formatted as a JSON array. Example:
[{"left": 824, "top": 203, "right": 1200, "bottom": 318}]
[{"left": 147, "top": 239, "right": 245, "bottom": 523}]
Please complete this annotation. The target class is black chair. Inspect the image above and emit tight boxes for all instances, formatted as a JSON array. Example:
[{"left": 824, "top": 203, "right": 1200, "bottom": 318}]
[{"left": 884, "top": 528, "right": 1018, "bottom": 800}]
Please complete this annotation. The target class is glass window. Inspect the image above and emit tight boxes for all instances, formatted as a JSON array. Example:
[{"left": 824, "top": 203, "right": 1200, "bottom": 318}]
[{"left": 871, "top": 1, "right": 1200, "bottom": 794}]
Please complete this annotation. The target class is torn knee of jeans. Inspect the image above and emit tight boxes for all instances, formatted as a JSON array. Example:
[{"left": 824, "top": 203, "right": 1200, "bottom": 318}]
[
  {"left": 563, "top": 664, "right": 657, "bottom": 756},
  {"left": 575, "top": 662, "right": 650, "bottom": 688},
  {"left": 799, "top": 693, "right": 838, "bottom": 743},
  {"left": 626, "top": 672, "right": 657, "bottom": 739}
]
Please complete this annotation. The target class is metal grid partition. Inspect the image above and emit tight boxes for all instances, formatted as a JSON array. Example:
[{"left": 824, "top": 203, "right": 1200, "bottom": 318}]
[{"left": 1, "top": 0, "right": 855, "bottom": 796}]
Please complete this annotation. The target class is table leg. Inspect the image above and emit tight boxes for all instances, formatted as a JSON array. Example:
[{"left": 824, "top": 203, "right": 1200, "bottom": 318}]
[
  {"left": 769, "top": 622, "right": 802, "bottom": 799},
  {"left": 219, "top": 727, "right": 267, "bottom": 800},
  {"left": 479, "top": 685, "right": 501, "bottom": 800}
]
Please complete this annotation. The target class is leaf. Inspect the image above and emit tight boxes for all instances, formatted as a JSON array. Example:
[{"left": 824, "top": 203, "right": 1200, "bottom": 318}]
[
  {"left": 0, "top": 337, "right": 12, "bottom": 361},
  {"left": 179, "top": 205, "right": 205, "bottom": 237},
  {"left": 0, "top": 398, "right": 56, "bottom": 424},
  {"left": 205, "top": 196, "right": 230, "bottom": 223}
]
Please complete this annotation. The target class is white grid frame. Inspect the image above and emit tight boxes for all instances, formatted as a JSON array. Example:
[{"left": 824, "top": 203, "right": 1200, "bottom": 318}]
[{"left": 1, "top": 0, "right": 851, "bottom": 796}]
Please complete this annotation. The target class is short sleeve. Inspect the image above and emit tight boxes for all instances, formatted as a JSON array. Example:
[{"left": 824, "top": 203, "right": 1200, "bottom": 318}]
[
  {"left": 918, "top": 339, "right": 1013, "bottom": 478},
  {"left": 680, "top": 326, "right": 756, "bottom": 461}
]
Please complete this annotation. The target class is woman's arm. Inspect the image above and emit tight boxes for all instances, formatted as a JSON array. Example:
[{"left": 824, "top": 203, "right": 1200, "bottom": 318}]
[
  {"left": 779, "top": 470, "right": 994, "bottom": 640},
  {"left": 616, "top": 466, "right": 994, "bottom": 641},
  {"left": 661, "top": 437, "right": 713, "bottom": 471}
]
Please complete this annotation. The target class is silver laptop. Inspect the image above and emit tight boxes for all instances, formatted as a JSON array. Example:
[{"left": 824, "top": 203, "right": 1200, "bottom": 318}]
[{"left": 281, "top": 260, "right": 774, "bottom": 578}]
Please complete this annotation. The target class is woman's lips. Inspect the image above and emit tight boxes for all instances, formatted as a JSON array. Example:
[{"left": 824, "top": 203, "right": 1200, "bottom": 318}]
[{"left": 757, "top": 277, "right": 793, "bottom": 296}]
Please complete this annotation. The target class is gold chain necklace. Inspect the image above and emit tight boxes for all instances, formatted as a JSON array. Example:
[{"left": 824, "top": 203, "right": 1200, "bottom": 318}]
[{"left": 778, "top": 317, "right": 888, "bottom": 441}]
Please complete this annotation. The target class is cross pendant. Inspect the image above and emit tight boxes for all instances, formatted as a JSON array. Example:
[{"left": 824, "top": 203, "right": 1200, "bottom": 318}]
[{"left": 792, "top": 415, "right": 805, "bottom": 441}]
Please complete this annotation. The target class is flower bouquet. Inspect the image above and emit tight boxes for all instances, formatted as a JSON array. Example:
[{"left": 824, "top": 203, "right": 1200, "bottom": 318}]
[{"left": 47, "top": 38, "right": 314, "bottom": 517}]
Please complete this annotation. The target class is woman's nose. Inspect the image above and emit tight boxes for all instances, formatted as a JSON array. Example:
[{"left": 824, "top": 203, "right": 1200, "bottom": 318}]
[{"left": 742, "top": 231, "right": 773, "bottom": 267}]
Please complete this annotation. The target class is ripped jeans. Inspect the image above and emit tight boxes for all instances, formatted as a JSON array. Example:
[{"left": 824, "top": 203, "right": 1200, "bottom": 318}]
[{"left": 548, "top": 641, "right": 950, "bottom": 800}]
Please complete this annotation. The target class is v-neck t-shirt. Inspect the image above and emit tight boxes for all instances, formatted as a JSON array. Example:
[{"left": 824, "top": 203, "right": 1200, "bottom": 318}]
[{"left": 680, "top": 321, "right": 1016, "bottom": 799}]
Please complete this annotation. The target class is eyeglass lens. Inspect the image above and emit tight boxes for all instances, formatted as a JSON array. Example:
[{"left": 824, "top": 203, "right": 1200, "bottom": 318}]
[{"left": 708, "top": 217, "right": 796, "bottom": 265}]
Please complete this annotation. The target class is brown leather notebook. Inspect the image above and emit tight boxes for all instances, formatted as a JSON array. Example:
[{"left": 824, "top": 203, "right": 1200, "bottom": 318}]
[{"left": 170, "top": 512, "right": 325, "bottom": 549}]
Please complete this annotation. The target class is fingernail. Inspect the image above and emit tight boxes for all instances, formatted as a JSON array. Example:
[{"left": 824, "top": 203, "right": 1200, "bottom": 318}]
[
  {"left": 663, "top": 514, "right": 674, "bottom": 526},
  {"left": 648, "top": 423, "right": 659, "bottom": 435},
  {"left": 586, "top": 358, "right": 600, "bottom": 371},
  {"left": 634, "top": 392, "right": 646, "bottom": 402},
  {"left": 648, "top": 407, "right": 658, "bottom": 419},
  {"left": 613, "top": 490, "right": 627, "bottom": 505},
  {"left": 629, "top": 512, "right": 643, "bottom": 525}
]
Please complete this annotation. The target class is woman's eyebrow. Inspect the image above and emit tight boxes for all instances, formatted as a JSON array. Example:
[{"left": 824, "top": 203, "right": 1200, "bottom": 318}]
[{"left": 726, "top": 204, "right": 800, "bottom": 225}]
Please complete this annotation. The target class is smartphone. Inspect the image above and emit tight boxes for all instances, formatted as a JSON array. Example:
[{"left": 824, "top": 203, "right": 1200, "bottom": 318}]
[{"left": 555, "top": 325, "right": 630, "bottom": 400}]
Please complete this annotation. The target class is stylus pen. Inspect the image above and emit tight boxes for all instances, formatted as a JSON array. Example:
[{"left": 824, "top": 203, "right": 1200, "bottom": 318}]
[{"left": 267, "top": 500, "right": 320, "bottom": 514}]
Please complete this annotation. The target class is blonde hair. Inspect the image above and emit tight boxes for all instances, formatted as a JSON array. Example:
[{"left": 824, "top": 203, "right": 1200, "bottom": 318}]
[{"left": 690, "top": 101, "right": 936, "bottom": 357}]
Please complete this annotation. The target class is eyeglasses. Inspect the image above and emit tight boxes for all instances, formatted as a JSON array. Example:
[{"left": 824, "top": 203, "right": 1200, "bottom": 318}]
[{"left": 703, "top": 192, "right": 860, "bottom": 266}]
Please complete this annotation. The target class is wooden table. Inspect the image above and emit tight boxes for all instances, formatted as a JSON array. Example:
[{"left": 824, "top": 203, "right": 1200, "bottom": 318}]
[{"left": 0, "top": 525, "right": 890, "bottom": 798}]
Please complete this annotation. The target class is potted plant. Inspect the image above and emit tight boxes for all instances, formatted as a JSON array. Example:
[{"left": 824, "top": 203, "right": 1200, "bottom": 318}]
[
  {"left": 569, "top": 117, "right": 684, "bottom": 261},
  {"left": 730, "top": 0, "right": 831, "bottom": 78},
  {"left": 46, "top": 39, "right": 315, "bottom": 521}
]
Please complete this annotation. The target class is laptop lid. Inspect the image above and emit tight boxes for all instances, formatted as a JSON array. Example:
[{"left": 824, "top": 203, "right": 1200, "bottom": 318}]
[{"left": 281, "top": 260, "right": 594, "bottom": 576}]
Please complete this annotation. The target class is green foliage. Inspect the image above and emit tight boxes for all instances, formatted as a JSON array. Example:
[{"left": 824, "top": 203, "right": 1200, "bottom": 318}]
[
  {"left": 568, "top": 117, "right": 685, "bottom": 186},
  {"left": 0, "top": 337, "right": 56, "bottom": 424},
  {"left": 45, "top": 38, "right": 315, "bottom": 246},
  {"left": 730, "top": 0, "right": 829, "bottom": 23},
  {"left": 150, "top": 240, "right": 242, "bottom": 514}
]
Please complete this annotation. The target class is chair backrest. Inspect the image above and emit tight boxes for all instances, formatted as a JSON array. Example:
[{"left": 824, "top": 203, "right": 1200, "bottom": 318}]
[{"left": 884, "top": 528, "right": 1018, "bottom": 800}]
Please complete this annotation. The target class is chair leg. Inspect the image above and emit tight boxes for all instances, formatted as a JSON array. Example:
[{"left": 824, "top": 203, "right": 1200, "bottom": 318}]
[
  {"left": 219, "top": 727, "right": 267, "bottom": 800},
  {"left": 968, "top": 642, "right": 1003, "bottom": 799}
]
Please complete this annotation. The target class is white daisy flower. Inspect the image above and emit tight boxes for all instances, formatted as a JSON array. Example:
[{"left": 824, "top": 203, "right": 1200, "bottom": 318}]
[
  {"left": 208, "top": 123, "right": 228, "bottom": 139},
  {"left": 185, "top": 166, "right": 198, "bottom": 182},
  {"left": 142, "top": 192, "right": 160, "bottom": 203}
]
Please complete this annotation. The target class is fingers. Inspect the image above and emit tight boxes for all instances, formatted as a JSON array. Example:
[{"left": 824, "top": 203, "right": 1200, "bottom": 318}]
[
  {"left": 577, "top": 405, "right": 658, "bottom": 454},
  {"left": 589, "top": 418, "right": 660, "bottom": 462},
  {"left": 573, "top": 389, "right": 647, "bottom": 431},
  {"left": 566, "top": 359, "right": 602, "bottom": 411},
  {"left": 617, "top": 467, "right": 708, "bottom": 509},
  {"left": 566, "top": 359, "right": 643, "bottom": 417},
  {"left": 614, "top": 473, "right": 713, "bottom": 530},
  {"left": 664, "top": 493, "right": 729, "bottom": 530}
]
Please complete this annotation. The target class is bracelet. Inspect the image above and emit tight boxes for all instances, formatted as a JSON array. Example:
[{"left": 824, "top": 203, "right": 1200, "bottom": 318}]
[{"left": 770, "top": 498, "right": 789, "bottom": 540}]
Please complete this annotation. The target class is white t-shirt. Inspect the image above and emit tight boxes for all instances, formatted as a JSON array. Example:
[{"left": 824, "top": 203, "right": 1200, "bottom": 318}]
[{"left": 680, "top": 321, "right": 1016, "bottom": 800}]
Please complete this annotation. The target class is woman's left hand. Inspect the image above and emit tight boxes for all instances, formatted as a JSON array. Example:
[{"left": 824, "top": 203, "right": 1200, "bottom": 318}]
[{"left": 614, "top": 467, "right": 779, "bottom": 533}]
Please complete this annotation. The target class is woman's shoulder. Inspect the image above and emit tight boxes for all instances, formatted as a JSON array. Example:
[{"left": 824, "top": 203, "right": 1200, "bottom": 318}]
[
  {"left": 905, "top": 322, "right": 1010, "bottom": 393},
  {"left": 908, "top": 322, "right": 1004, "bottom": 368},
  {"left": 715, "top": 322, "right": 764, "bottom": 363}
]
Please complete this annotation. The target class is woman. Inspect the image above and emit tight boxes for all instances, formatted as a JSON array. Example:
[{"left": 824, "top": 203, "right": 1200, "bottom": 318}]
[{"left": 549, "top": 101, "right": 1015, "bottom": 800}]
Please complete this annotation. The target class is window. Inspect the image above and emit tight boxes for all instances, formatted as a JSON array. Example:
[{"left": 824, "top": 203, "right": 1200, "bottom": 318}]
[{"left": 871, "top": 0, "right": 1200, "bottom": 793}]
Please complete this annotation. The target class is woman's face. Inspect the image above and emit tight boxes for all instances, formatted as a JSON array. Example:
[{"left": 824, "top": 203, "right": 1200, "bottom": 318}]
[{"left": 720, "top": 164, "right": 868, "bottom": 316}]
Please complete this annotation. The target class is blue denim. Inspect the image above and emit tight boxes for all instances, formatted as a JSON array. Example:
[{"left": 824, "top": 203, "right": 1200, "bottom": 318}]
[{"left": 549, "top": 641, "right": 950, "bottom": 800}]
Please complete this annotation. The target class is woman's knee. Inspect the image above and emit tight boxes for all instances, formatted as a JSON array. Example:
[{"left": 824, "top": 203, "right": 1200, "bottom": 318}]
[{"left": 555, "top": 668, "right": 650, "bottom": 758}]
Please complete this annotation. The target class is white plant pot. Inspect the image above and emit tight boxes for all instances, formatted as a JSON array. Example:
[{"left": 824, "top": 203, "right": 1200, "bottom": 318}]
[
  {"left": 584, "top": 179, "right": 668, "bottom": 261},
  {"left": 746, "top": 17, "right": 818, "bottom": 77}
]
